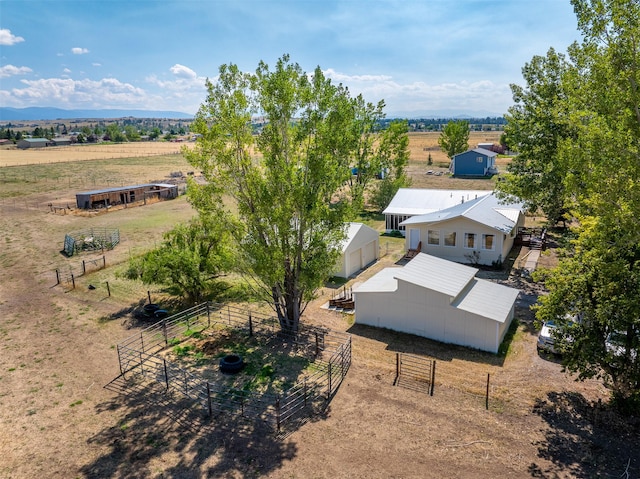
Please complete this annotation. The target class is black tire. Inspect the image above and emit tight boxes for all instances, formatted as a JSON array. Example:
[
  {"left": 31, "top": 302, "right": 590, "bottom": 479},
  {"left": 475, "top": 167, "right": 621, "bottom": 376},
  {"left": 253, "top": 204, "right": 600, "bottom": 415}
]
[
  {"left": 219, "top": 354, "right": 244, "bottom": 374},
  {"left": 154, "top": 309, "right": 169, "bottom": 319},
  {"left": 143, "top": 304, "right": 160, "bottom": 316}
]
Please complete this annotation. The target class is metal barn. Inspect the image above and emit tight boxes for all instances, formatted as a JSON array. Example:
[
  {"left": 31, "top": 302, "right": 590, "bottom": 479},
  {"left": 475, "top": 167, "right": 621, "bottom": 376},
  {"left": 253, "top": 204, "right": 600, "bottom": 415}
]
[
  {"left": 75, "top": 183, "right": 178, "bottom": 209},
  {"left": 353, "top": 253, "right": 520, "bottom": 353}
]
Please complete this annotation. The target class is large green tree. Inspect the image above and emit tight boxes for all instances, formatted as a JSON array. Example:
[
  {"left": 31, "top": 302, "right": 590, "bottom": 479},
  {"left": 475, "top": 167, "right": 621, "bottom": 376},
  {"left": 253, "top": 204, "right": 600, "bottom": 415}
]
[
  {"left": 498, "top": 48, "right": 574, "bottom": 225},
  {"left": 185, "top": 55, "right": 375, "bottom": 334},
  {"left": 510, "top": 0, "right": 640, "bottom": 411},
  {"left": 438, "top": 119, "right": 469, "bottom": 160},
  {"left": 370, "top": 120, "right": 412, "bottom": 212},
  {"left": 123, "top": 214, "right": 235, "bottom": 304}
]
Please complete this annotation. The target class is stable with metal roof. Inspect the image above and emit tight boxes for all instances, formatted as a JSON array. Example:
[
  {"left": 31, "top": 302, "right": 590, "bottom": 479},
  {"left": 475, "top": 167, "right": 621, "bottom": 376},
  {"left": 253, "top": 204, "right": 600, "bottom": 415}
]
[
  {"left": 75, "top": 183, "right": 178, "bottom": 209},
  {"left": 352, "top": 253, "right": 519, "bottom": 353}
]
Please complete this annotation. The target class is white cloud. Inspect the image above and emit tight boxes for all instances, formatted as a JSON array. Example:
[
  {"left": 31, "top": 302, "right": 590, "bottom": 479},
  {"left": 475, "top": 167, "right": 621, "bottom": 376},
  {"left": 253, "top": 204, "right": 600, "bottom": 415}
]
[
  {"left": 5, "top": 77, "right": 147, "bottom": 108},
  {"left": 170, "top": 64, "right": 197, "bottom": 79},
  {"left": 0, "top": 29, "right": 25, "bottom": 46},
  {"left": 0, "top": 65, "right": 33, "bottom": 79},
  {"left": 71, "top": 47, "right": 89, "bottom": 55},
  {"left": 63, "top": 68, "right": 72, "bottom": 74},
  {"left": 92, "top": 63, "right": 102, "bottom": 67}
]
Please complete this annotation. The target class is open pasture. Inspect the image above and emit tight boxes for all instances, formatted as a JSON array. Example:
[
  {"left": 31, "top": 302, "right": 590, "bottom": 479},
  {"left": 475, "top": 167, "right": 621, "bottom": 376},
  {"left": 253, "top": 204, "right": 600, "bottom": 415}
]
[{"left": 0, "top": 140, "right": 193, "bottom": 167}]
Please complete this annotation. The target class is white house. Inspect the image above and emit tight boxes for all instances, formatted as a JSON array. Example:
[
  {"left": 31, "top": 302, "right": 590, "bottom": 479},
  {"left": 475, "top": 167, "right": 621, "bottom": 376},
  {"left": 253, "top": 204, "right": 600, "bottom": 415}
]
[
  {"left": 382, "top": 188, "right": 490, "bottom": 234},
  {"left": 352, "top": 253, "right": 520, "bottom": 353},
  {"left": 333, "top": 222, "right": 379, "bottom": 278},
  {"left": 400, "top": 193, "right": 525, "bottom": 266}
]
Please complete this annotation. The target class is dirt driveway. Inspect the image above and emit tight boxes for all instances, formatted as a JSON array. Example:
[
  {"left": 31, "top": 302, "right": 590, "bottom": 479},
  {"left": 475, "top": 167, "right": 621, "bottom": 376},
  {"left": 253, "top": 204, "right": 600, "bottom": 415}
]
[{"left": 0, "top": 166, "right": 637, "bottom": 478}]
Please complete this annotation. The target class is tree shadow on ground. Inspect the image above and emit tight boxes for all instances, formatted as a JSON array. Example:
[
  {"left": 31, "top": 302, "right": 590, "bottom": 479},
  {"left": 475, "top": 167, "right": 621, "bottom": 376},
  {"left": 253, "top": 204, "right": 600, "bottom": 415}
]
[
  {"left": 528, "top": 391, "right": 640, "bottom": 478},
  {"left": 83, "top": 375, "right": 299, "bottom": 478}
]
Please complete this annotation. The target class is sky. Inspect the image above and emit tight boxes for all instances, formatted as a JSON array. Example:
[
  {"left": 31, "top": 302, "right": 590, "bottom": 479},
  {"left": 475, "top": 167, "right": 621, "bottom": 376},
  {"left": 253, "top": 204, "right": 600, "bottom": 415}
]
[{"left": 0, "top": 0, "right": 583, "bottom": 118}]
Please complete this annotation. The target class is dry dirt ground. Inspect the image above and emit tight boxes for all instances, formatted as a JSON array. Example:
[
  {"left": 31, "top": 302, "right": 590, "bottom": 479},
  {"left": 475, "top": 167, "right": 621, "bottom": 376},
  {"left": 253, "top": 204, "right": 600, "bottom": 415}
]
[{"left": 1, "top": 138, "right": 638, "bottom": 478}]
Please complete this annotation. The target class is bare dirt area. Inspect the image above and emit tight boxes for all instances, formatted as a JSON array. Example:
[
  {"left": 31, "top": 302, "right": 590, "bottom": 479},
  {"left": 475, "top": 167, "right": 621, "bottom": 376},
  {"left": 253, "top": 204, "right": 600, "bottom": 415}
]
[{"left": 1, "top": 141, "right": 638, "bottom": 478}]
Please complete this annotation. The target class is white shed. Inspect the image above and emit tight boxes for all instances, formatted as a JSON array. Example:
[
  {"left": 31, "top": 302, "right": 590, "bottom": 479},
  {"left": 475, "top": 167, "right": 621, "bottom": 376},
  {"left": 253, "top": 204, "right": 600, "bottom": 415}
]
[
  {"left": 333, "top": 222, "right": 380, "bottom": 278},
  {"left": 353, "top": 253, "right": 519, "bottom": 353}
]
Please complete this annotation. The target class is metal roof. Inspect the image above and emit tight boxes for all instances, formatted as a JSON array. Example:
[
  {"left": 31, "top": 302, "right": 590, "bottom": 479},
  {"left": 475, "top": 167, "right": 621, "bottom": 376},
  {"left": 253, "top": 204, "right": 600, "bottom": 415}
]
[
  {"left": 451, "top": 278, "right": 520, "bottom": 323},
  {"left": 353, "top": 252, "right": 520, "bottom": 323},
  {"left": 76, "top": 183, "right": 177, "bottom": 196},
  {"left": 454, "top": 147, "right": 498, "bottom": 158},
  {"left": 394, "top": 253, "right": 478, "bottom": 297},
  {"left": 400, "top": 192, "right": 523, "bottom": 234},
  {"left": 340, "top": 222, "right": 378, "bottom": 252},
  {"left": 352, "top": 267, "right": 402, "bottom": 293},
  {"left": 382, "top": 188, "right": 490, "bottom": 216}
]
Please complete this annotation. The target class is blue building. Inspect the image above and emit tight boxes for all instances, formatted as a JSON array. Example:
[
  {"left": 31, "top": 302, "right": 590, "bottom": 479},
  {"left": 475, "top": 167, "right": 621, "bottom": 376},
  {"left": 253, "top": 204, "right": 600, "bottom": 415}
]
[{"left": 450, "top": 148, "right": 498, "bottom": 177}]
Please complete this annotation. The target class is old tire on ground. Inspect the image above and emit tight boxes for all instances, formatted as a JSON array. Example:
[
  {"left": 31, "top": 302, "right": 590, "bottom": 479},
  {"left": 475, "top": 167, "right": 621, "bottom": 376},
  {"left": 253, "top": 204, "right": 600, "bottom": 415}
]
[
  {"left": 154, "top": 309, "right": 169, "bottom": 319},
  {"left": 219, "top": 354, "right": 244, "bottom": 374},
  {"left": 143, "top": 304, "right": 160, "bottom": 316}
]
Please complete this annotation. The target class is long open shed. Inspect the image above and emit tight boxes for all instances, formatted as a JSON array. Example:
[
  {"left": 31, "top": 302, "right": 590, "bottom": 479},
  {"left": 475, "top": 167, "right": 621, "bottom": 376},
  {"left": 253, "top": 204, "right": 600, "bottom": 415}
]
[{"left": 75, "top": 183, "right": 178, "bottom": 209}]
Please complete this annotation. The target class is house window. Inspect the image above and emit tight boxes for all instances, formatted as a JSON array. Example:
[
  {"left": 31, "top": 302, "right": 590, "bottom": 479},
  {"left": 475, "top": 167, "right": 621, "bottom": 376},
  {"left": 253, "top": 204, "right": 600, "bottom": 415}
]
[
  {"left": 464, "top": 233, "right": 476, "bottom": 248},
  {"left": 444, "top": 231, "right": 456, "bottom": 247},
  {"left": 476, "top": 156, "right": 483, "bottom": 163},
  {"left": 428, "top": 229, "right": 440, "bottom": 245},
  {"left": 482, "top": 234, "right": 495, "bottom": 250}
]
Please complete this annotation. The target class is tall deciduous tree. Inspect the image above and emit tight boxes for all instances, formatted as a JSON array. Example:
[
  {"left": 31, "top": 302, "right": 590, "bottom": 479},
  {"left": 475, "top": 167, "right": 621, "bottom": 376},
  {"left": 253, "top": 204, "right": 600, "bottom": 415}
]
[
  {"left": 438, "top": 119, "right": 469, "bottom": 160},
  {"left": 123, "top": 214, "right": 235, "bottom": 304},
  {"left": 498, "top": 48, "right": 574, "bottom": 225},
  {"left": 509, "top": 0, "right": 640, "bottom": 411},
  {"left": 185, "top": 55, "right": 371, "bottom": 334},
  {"left": 370, "top": 120, "right": 412, "bottom": 212}
]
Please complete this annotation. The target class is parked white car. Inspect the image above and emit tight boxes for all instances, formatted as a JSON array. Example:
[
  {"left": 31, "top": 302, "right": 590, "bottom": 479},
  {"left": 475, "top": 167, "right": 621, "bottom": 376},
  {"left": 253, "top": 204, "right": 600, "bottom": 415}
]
[{"left": 537, "top": 320, "right": 559, "bottom": 354}]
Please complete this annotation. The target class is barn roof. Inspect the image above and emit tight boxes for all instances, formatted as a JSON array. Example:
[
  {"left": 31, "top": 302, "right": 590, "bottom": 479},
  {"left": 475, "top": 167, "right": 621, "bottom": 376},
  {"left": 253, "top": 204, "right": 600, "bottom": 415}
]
[
  {"left": 400, "top": 192, "right": 523, "bottom": 234},
  {"left": 339, "top": 222, "right": 378, "bottom": 252},
  {"left": 382, "top": 188, "right": 490, "bottom": 216},
  {"left": 76, "top": 183, "right": 177, "bottom": 196},
  {"left": 353, "top": 253, "right": 519, "bottom": 323}
]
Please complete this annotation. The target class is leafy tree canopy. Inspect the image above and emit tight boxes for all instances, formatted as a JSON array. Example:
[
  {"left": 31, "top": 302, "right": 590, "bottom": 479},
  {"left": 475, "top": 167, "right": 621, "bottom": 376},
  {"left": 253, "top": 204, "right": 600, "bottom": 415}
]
[
  {"left": 507, "top": 0, "right": 640, "bottom": 411},
  {"left": 437, "top": 120, "right": 469, "bottom": 159},
  {"left": 185, "top": 55, "right": 392, "bottom": 333}
]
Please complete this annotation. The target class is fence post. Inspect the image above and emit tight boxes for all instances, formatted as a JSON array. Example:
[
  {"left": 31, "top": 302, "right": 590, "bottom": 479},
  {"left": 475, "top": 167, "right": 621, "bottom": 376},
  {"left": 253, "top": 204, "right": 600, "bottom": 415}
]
[
  {"left": 82, "top": 260, "right": 86, "bottom": 275},
  {"left": 71, "top": 274, "right": 75, "bottom": 289},
  {"left": 163, "top": 320, "right": 168, "bottom": 345},
  {"left": 207, "top": 382, "right": 212, "bottom": 417},
  {"left": 227, "top": 304, "right": 231, "bottom": 324},
  {"left": 106, "top": 281, "right": 111, "bottom": 297},
  {"left": 140, "top": 332, "right": 145, "bottom": 353},
  {"left": 55, "top": 269, "right": 60, "bottom": 285},
  {"left": 485, "top": 373, "right": 490, "bottom": 410},
  {"left": 276, "top": 395, "right": 281, "bottom": 432},
  {"left": 117, "top": 345, "right": 123, "bottom": 376},
  {"left": 430, "top": 360, "right": 436, "bottom": 396},
  {"left": 139, "top": 351, "right": 144, "bottom": 376},
  {"left": 327, "top": 362, "right": 332, "bottom": 400},
  {"left": 102, "top": 255, "right": 106, "bottom": 269},
  {"left": 394, "top": 352, "right": 400, "bottom": 386},
  {"left": 249, "top": 313, "right": 253, "bottom": 337},
  {"left": 164, "top": 359, "right": 169, "bottom": 390},
  {"left": 147, "top": 290, "right": 152, "bottom": 304},
  {"left": 207, "top": 302, "right": 211, "bottom": 327}
]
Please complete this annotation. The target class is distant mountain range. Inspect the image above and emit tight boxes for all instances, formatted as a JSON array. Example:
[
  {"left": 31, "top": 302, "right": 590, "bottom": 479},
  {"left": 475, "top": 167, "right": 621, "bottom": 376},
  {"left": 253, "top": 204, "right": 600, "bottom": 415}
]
[{"left": 0, "top": 107, "right": 193, "bottom": 121}]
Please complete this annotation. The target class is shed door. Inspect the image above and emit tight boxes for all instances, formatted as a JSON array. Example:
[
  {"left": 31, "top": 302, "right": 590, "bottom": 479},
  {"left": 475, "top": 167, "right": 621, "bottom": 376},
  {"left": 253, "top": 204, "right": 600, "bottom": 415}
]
[
  {"left": 362, "top": 241, "right": 377, "bottom": 267},
  {"left": 409, "top": 229, "right": 420, "bottom": 250},
  {"left": 348, "top": 249, "right": 362, "bottom": 276}
]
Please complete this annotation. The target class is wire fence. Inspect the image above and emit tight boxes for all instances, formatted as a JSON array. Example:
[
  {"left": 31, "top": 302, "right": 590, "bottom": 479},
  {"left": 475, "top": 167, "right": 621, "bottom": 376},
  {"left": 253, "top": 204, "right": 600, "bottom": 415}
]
[{"left": 115, "top": 302, "right": 352, "bottom": 433}]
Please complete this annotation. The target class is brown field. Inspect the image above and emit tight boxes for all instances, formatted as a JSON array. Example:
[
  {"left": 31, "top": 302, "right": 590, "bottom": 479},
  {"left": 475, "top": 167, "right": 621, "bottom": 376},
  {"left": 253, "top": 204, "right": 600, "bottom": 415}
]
[{"left": 0, "top": 134, "right": 637, "bottom": 478}]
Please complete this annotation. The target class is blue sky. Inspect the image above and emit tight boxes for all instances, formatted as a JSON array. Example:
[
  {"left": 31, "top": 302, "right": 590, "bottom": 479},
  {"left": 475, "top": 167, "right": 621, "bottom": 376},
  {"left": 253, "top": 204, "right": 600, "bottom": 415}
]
[{"left": 1, "top": 0, "right": 582, "bottom": 117}]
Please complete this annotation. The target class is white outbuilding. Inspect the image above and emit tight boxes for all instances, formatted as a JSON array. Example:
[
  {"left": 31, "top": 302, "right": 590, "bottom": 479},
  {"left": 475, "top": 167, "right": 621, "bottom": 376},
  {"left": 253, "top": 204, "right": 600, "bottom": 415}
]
[
  {"left": 333, "top": 222, "right": 380, "bottom": 278},
  {"left": 352, "top": 253, "right": 520, "bottom": 353}
]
